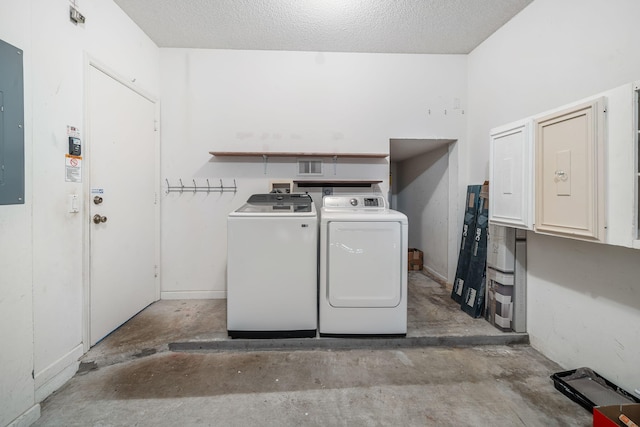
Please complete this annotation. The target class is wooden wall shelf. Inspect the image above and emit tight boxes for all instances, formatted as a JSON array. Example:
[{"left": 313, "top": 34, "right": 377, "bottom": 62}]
[
  {"left": 209, "top": 151, "right": 388, "bottom": 159},
  {"left": 294, "top": 180, "right": 382, "bottom": 188}
]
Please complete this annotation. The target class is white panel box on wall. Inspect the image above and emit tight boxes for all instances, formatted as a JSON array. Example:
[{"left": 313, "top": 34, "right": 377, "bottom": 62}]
[
  {"left": 487, "top": 224, "right": 516, "bottom": 273},
  {"left": 534, "top": 97, "right": 606, "bottom": 242},
  {"left": 489, "top": 120, "right": 534, "bottom": 229}
]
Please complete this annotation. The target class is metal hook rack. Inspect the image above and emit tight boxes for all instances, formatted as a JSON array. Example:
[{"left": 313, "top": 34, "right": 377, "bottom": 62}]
[{"left": 165, "top": 178, "right": 237, "bottom": 194}]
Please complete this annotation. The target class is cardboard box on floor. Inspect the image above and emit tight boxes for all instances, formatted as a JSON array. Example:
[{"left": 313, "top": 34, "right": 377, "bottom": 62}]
[
  {"left": 593, "top": 404, "right": 640, "bottom": 427},
  {"left": 485, "top": 268, "right": 514, "bottom": 331},
  {"left": 408, "top": 248, "right": 423, "bottom": 271},
  {"left": 484, "top": 226, "right": 528, "bottom": 333}
]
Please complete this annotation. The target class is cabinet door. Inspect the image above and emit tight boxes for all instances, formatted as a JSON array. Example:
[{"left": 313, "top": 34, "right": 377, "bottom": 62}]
[
  {"left": 534, "top": 98, "right": 606, "bottom": 241},
  {"left": 489, "top": 120, "right": 533, "bottom": 229}
]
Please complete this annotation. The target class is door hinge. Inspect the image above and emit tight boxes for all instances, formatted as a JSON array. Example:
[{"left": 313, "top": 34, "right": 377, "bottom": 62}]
[
  {"left": 154, "top": 265, "right": 159, "bottom": 278},
  {"left": 154, "top": 192, "right": 158, "bottom": 205},
  {"left": 154, "top": 120, "right": 158, "bottom": 131}
]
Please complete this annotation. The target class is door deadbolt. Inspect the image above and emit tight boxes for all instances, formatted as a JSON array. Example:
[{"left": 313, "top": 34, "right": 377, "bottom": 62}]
[
  {"left": 93, "top": 214, "right": 107, "bottom": 224},
  {"left": 93, "top": 196, "right": 103, "bottom": 205}
]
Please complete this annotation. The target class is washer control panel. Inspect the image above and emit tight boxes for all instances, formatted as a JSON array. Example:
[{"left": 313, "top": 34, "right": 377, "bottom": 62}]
[{"left": 323, "top": 195, "right": 387, "bottom": 209}]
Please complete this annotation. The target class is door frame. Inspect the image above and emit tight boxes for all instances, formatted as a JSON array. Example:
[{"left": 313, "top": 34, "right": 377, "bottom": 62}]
[{"left": 82, "top": 55, "right": 161, "bottom": 352}]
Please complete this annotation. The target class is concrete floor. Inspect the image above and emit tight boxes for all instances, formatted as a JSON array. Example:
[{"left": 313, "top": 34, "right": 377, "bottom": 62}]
[{"left": 34, "top": 272, "right": 592, "bottom": 426}]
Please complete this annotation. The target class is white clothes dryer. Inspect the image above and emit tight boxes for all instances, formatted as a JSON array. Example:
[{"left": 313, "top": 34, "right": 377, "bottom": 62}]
[
  {"left": 227, "top": 193, "right": 318, "bottom": 338},
  {"left": 319, "top": 195, "right": 408, "bottom": 336}
]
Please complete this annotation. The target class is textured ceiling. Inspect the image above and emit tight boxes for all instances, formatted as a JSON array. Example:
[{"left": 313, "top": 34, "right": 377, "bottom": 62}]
[{"left": 113, "top": 0, "right": 533, "bottom": 54}]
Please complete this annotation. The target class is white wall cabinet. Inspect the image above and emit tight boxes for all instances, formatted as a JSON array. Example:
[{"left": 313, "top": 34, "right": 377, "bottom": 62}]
[
  {"left": 489, "top": 120, "right": 534, "bottom": 229},
  {"left": 534, "top": 98, "right": 606, "bottom": 242},
  {"left": 489, "top": 83, "right": 640, "bottom": 248}
]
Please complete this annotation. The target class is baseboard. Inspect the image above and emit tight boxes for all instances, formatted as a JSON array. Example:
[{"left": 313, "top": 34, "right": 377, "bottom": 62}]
[
  {"left": 8, "top": 404, "right": 40, "bottom": 427},
  {"left": 34, "top": 344, "right": 83, "bottom": 403},
  {"left": 422, "top": 265, "right": 449, "bottom": 288},
  {"left": 161, "top": 290, "right": 226, "bottom": 300}
]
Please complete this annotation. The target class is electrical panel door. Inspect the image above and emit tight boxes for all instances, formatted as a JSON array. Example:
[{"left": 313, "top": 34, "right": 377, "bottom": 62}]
[
  {"left": 534, "top": 98, "right": 605, "bottom": 241},
  {"left": 0, "top": 39, "right": 24, "bottom": 205}
]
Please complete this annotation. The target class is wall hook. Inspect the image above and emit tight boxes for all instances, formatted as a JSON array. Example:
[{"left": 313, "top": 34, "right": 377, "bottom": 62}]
[{"left": 165, "top": 178, "right": 239, "bottom": 194}]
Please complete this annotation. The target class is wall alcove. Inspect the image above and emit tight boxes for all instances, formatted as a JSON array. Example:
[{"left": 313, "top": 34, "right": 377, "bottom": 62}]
[{"left": 390, "top": 138, "right": 457, "bottom": 284}]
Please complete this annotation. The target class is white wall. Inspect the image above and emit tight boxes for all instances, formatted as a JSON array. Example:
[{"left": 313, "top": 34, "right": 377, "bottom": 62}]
[
  {"left": 29, "top": 0, "right": 159, "bottom": 402},
  {"left": 160, "top": 49, "right": 467, "bottom": 297},
  {"left": 468, "top": 0, "right": 640, "bottom": 393},
  {"left": 1, "top": 0, "right": 159, "bottom": 422},
  {"left": 396, "top": 145, "right": 451, "bottom": 281},
  {"left": 0, "top": 0, "right": 37, "bottom": 425}
]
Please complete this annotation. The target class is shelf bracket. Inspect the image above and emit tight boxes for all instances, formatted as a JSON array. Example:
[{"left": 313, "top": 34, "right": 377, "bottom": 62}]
[
  {"left": 333, "top": 155, "right": 338, "bottom": 175},
  {"left": 263, "top": 155, "right": 268, "bottom": 175}
]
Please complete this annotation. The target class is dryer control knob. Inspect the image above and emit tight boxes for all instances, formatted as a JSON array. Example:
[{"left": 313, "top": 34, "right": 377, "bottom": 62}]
[{"left": 350, "top": 198, "right": 358, "bottom": 206}]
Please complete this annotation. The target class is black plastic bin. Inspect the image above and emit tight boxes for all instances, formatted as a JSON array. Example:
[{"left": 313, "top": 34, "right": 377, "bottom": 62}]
[{"left": 551, "top": 368, "right": 640, "bottom": 413}]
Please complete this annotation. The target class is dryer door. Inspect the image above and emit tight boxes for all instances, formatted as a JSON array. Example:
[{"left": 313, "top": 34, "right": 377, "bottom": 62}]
[{"left": 327, "top": 221, "right": 402, "bottom": 307}]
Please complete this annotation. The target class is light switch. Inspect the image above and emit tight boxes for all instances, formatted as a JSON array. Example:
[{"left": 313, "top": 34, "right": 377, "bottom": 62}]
[{"left": 68, "top": 194, "right": 79, "bottom": 213}]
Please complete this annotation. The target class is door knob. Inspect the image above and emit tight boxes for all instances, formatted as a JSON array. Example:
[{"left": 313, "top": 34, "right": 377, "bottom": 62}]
[
  {"left": 93, "top": 214, "right": 108, "bottom": 224},
  {"left": 93, "top": 196, "right": 103, "bottom": 205}
]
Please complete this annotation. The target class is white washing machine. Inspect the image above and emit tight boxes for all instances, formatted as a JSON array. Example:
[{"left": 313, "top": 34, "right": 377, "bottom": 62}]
[
  {"left": 227, "top": 193, "right": 318, "bottom": 338},
  {"left": 319, "top": 194, "right": 408, "bottom": 336}
]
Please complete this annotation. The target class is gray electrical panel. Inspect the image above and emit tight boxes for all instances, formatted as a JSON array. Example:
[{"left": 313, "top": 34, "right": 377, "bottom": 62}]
[{"left": 0, "top": 38, "right": 25, "bottom": 205}]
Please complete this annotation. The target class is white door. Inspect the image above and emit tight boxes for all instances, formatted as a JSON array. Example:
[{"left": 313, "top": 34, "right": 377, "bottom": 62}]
[
  {"left": 327, "top": 221, "right": 402, "bottom": 307},
  {"left": 87, "top": 64, "right": 158, "bottom": 346}
]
